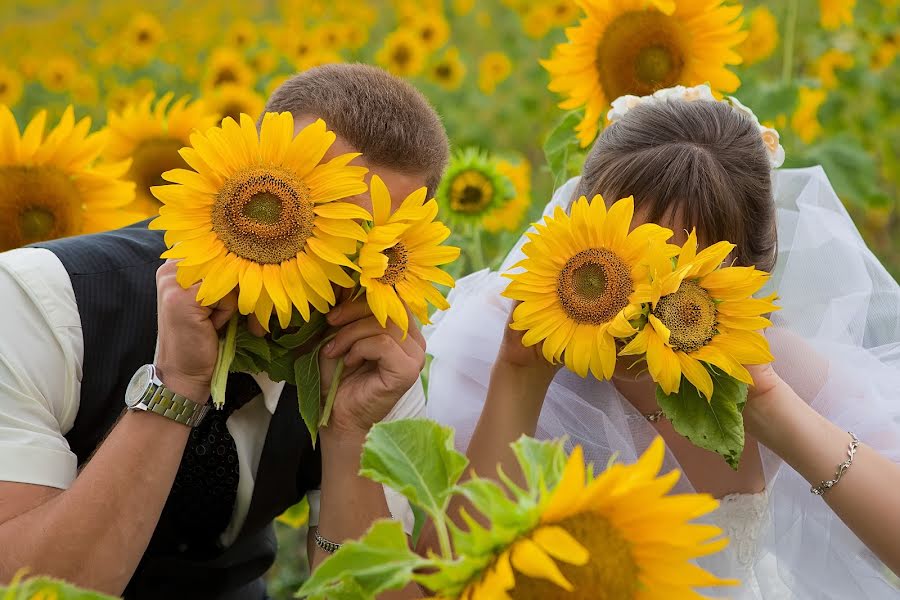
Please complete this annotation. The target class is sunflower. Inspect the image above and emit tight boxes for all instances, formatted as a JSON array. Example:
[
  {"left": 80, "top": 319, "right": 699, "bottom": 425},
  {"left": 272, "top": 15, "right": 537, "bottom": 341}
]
[
  {"left": 737, "top": 6, "right": 778, "bottom": 66},
  {"left": 436, "top": 147, "right": 516, "bottom": 231},
  {"left": 123, "top": 12, "right": 164, "bottom": 56},
  {"left": 205, "top": 83, "right": 265, "bottom": 124},
  {"left": 621, "top": 230, "right": 777, "bottom": 399},
  {"left": 478, "top": 52, "right": 512, "bottom": 95},
  {"left": 408, "top": 13, "right": 450, "bottom": 51},
  {"left": 358, "top": 175, "right": 460, "bottom": 333},
  {"left": 39, "top": 56, "right": 78, "bottom": 94},
  {"left": 0, "top": 105, "right": 139, "bottom": 251},
  {"left": 296, "top": 50, "right": 344, "bottom": 73},
  {"left": 203, "top": 47, "right": 255, "bottom": 92},
  {"left": 0, "top": 66, "right": 23, "bottom": 107},
  {"left": 548, "top": 0, "right": 580, "bottom": 26},
  {"left": 70, "top": 74, "right": 99, "bottom": 105},
  {"left": 542, "top": 0, "right": 747, "bottom": 147},
  {"left": 430, "top": 437, "right": 735, "bottom": 599},
  {"left": 791, "top": 86, "right": 827, "bottom": 144},
  {"left": 105, "top": 93, "right": 219, "bottom": 217},
  {"left": 483, "top": 158, "right": 531, "bottom": 234},
  {"left": 430, "top": 47, "right": 466, "bottom": 91},
  {"left": 376, "top": 30, "right": 428, "bottom": 77},
  {"left": 503, "top": 195, "right": 675, "bottom": 379},
  {"left": 248, "top": 49, "right": 279, "bottom": 74},
  {"left": 819, "top": 0, "right": 855, "bottom": 30},
  {"left": 814, "top": 48, "right": 854, "bottom": 89},
  {"left": 149, "top": 113, "right": 370, "bottom": 329},
  {"left": 225, "top": 19, "right": 258, "bottom": 50},
  {"left": 522, "top": 5, "right": 555, "bottom": 39}
]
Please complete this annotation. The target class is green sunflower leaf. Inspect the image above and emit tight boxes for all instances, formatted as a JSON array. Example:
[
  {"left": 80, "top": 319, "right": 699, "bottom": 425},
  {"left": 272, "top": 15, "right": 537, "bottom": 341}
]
[
  {"left": 543, "top": 110, "right": 582, "bottom": 188},
  {"left": 296, "top": 520, "right": 426, "bottom": 600},
  {"left": 509, "top": 435, "right": 568, "bottom": 497},
  {"left": 0, "top": 574, "right": 119, "bottom": 599},
  {"left": 272, "top": 310, "right": 327, "bottom": 349},
  {"left": 656, "top": 372, "right": 748, "bottom": 470},
  {"left": 295, "top": 349, "right": 322, "bottom": 447}
]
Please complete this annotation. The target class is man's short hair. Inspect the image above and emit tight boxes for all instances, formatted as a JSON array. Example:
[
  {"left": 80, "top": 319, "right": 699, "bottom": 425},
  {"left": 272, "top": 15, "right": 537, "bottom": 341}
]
[{"left": 264, "top": 63, "right": 450, "bottom": 195}]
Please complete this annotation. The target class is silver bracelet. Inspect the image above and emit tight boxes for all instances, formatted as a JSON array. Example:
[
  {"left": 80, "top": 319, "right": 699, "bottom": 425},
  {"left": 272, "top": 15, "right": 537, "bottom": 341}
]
[
  {"left": 313, "top": 527, "right": 342, "bottom": 554},
  {"left": 811, "top": 432, "right": 860, "bottom": 496}
]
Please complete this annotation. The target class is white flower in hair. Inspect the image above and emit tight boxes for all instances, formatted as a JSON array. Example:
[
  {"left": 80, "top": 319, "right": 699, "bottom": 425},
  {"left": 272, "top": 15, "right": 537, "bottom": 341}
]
[{"left": 605, "top": 84, "right": 784, "bottom": 169}]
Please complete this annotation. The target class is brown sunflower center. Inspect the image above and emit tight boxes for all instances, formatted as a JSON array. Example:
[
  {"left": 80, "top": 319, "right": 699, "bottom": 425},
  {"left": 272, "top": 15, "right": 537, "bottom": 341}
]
[
  {"left": 130, "top": 137, "right": 188, "bottom": 204},
  {"left": 0, "top": 82, "right": 8, "bottom": 94},
  {"left": 392, "top": 44, "right": 412, "bottom": 67},
  {"left": 210, "top": 165, "right": 315, "bottom": 264},
  {"left": 378, "top": 242, "right": 409, "bottom": 285},
  {"left": 557, "top": 248, "right": 633, "bottom": 325},
  {"left": 0, "top": 166, "right": 81, "bottom": 250},
  {"left": 511, "top": 513, "right": 640, "bottom": 600},
  {"left": 136, "top": 29, "right": 151, "bottom": 44},
  {"left": 213, "top": 67, "right": 238, "bottom": 86},
  {"left": 435, "top": 64, "right": 452, "bottom": 79},
  {"left": 421, "top": 26, "right": 435, "bottom": 42},
  {"left": 449, "top": 171, "right": 493, "bottom": 214},
  {"left": 653, "top": 280, "right": 718, "bottom": 353},
  {"left": 220, "top": 102, "right": 245, "bottom": 122},
  {"left": 595, "top": 10, "right": 687, "bottom": 100}
]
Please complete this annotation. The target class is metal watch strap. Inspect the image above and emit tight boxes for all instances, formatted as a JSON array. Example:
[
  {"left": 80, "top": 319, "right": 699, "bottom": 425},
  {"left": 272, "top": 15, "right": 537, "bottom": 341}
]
[{"left": 138, "top": 383, "right": 208, "bottom": 427}]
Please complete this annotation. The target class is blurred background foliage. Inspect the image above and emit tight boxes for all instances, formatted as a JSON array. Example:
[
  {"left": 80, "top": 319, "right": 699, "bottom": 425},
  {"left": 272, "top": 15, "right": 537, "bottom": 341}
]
[{"left": 0, "top": 0, "right": 897, "bottom": 596}]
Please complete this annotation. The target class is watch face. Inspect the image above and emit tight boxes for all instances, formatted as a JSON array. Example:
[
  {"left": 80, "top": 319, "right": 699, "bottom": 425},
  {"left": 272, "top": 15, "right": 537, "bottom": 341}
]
[{"left": 125, "top": 365, "right": 153, "bottom": 408}]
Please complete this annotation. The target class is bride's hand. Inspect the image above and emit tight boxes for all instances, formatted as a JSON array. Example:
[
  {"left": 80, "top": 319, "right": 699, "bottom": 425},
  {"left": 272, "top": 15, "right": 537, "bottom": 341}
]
[{"left": 495, "top": 303, "right": 562, "bottom": 380}]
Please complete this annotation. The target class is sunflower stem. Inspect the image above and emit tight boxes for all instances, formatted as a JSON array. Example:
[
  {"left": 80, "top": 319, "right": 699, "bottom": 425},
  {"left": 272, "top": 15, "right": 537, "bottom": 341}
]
[
  {"left": 434, "top": 515, "right": 453, "bottom": 560},
  {"left": 210, "top": 313, "right": 239, "bottom": 409},
  {"left": 469, "top": 226, "right": 487, "bottom": 272},
  {"left": 781, "top": 0, "right": 799, "bottom": 84},
  {"left": 319, "top": 355, "right": 345, "bottom": 428}
]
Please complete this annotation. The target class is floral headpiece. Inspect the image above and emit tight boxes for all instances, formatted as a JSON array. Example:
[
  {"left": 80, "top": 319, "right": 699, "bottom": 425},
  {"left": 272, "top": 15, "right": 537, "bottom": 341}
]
[{"left": 606, "top": 84, "right": 785, "bottom": 169}]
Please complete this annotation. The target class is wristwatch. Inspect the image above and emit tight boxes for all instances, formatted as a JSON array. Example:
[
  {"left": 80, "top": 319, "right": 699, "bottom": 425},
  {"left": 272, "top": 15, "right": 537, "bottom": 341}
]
[{"left": 125, "top": 364, "right": 210, "bottom": 427}]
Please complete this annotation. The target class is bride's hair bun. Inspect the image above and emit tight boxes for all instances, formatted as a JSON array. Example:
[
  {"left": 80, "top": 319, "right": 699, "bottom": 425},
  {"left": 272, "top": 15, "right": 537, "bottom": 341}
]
[{"left": 576, "top": 99, "right": 778, "bottom": 273}]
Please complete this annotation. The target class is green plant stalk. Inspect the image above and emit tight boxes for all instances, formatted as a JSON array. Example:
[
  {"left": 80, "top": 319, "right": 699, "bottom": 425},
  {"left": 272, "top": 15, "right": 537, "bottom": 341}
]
[
  {"left": 210, "top": 313, "right": 239, "bottom": 409},
  {"left": 319, "top": 355, "right": 345, "bottom": 428},
  {"left": 468, "top": 225, "right": 487, "bottom": 272},
  {"left": 433, "top": 512, "right": 453, "bottom": 560},
  {"left": 781, "top": 0, "right": 799, "bottom": 84}
]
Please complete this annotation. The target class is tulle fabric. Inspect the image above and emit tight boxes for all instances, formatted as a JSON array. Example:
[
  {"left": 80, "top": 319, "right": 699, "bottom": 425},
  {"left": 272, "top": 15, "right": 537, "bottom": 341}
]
[{"left": 425, "top": 168, "right": 900, "bottom": 598}]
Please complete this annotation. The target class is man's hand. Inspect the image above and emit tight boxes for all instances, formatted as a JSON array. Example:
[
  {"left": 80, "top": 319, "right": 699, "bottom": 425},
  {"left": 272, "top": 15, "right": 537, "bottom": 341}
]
[
  {"left": 319, "top": 298, "right": 426, "bottom": 437},
  {"left": 154, "top": 260, "right": 237, "bottom": 404}
]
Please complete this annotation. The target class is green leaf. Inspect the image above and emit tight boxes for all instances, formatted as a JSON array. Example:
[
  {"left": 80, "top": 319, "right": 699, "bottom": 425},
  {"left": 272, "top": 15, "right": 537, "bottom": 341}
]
[
  {"left": 295, "top": 350, "right": 322, "bottom": 447},
  {"left": 276, "top": 495, "right": 310, "bottom": 529},
  {"left": 302, "top": 578, "right": 372, "bottom": 600},
  {"left": 543, "top": 111, "right": 582, "bottom": 188},
  {"left": 267, "top": 345, "right": 298, "bottom": 384},
  {"left": 509, "top": 435, "right": 567, "bottom": 497},
  {"left": 296, "top": 520, "right": 426, "bottom": 599},
  {"left": 360, "top": 419, "right": 468, "bottom": 522},
  {"left": 234, "top": 327, "right": 272, "bottom": 362},
  {"left": 272, "top": 311, "right": 327, "bottom": 349},
  {"left": 0, "top": 575, "right": 119, "bottom": 599},
  {"left": 656, "top": 372, "right": 748, "bottom": 470}
]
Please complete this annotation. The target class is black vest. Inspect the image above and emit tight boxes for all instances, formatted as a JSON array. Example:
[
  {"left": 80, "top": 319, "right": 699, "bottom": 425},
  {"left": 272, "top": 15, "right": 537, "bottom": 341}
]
[{"left": 35, "top": 221, "right": 321, "bottom": 599}]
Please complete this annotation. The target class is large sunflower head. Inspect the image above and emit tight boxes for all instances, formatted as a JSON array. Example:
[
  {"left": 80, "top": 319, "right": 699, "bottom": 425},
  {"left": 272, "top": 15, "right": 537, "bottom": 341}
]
[
  {"left": 359, "top": 175, "right": 460, "bottom": 335},
  {"left": 426, "top": 437, "right": 735, "bottom": 599},
  {"left": 436, "top": 147, "right": 516, "bottom": 230},
  {"left": 150, "top": 113, "right": 372, "bottom": 329},
  {"left": 376, "top": 29, "right": 428, "bottom": 77},
  {"left": 541, "top": 0, "right": 747, "bottom": 146},
  {"left": 105, "top": 93, "right": 219, "bottom": 217},
  {"left": 622, "top": 229, "right": 778, "bottom": 399},
  {"left": 504, "top": 195, "right": 676, "bottom": 379},
  {"left": 0, "top": 104, "right": 139, "bottom": 251}
]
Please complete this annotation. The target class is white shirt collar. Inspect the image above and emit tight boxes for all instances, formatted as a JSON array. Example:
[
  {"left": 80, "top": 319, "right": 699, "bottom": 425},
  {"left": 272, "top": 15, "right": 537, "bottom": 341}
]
[{"left": 250, "top": 372, "right": 286, "bottom": 414}]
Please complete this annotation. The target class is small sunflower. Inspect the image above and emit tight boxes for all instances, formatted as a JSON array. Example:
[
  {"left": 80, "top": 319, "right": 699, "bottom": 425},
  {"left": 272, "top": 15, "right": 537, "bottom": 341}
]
[
  {"left": 737, "top": 6, "right": 778, "bottom": 66},
  {"left": 791, "top": 86, "right": 827, "bottom": 144},
  {"left": 205, "top": 83, "right": 265, "bottom": 124},
  {"left": 814, "top": 49, "right": 854, "bottom": 89},
  {"left": 409, "top": 13, "right": 451, "bottom": 51},
  {"left": 429, "top": 437, "right": 735, "bottom": 599},
  {"left": 105, "top": 93, "right": 219, "bottom": 217},
  {"left": 39, "top": 56, "right": 78, "bottom": 94},
  {"left": 225, "top": 19, "right": 258, "bottom": 50},
  {"left": 522, "top": 5, "right": 555, "bottom": 39},
  {"left": 478, "top": 51, "right": 512, "bottom": 95},
  {"left": 0, "top": 65, "right": 23, "bottom": 107},
  {"left": 248, "top": 48, "right": 279, "bottom": 74},
  {"left": 296, "top": 50, "right": 344, "bottom": 73},
  {"left": 819, "top": 0, "right": 856, "bottom": 30},
  {"left": 430, "top": 47, "right": 466, "bottom": 91},
  {"left": 70, "top": 74, "right": 99, "bottom": 105},
  {"left": 203, "top": 47, "right": 255, "bottom": 92},
  {"left": 621, "top": 230, "right": 778, "bottom": 399},
  {"left": 124, "top": 12, "right": 164, "bottom": 54},
  {"left": 436, "top": 147, "right": 516, "bottom": 231},
  {"left": 359, "top": 175, "right": 460, "bottom": 334},
  {"left": 0, "top": 105, "right": 139, "bottom": 251},
  {"left": 376, "top": 30, "right": 428, "bottom": 77},
  {"left": 150, "top": 113, "right": 370, "bottom": 329},
  {"left": 504, "top": 195, "right": 675, "bottom": 379},
  {"left": 483, "top": 158, "right": 531, "bottom": 234},
  {"left": 542, "top": 0, "right": 747, "bottom": 147}
]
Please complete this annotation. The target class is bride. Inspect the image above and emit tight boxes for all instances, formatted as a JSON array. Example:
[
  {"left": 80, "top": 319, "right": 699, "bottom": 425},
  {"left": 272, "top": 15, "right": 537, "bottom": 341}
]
[{"left": 424, "top": 86, "right": 900, "bottom": 598}]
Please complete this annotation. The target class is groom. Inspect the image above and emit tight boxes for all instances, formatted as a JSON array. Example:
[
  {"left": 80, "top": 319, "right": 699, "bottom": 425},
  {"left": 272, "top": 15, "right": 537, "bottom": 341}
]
[{"left": 0, "top": 64, "right": 448, "bottom": 599}]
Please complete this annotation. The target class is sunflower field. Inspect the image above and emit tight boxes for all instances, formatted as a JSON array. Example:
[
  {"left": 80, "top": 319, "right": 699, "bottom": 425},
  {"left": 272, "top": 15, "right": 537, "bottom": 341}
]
[{"left": 0, "top": 0, "right": 898, "bottom": 596}]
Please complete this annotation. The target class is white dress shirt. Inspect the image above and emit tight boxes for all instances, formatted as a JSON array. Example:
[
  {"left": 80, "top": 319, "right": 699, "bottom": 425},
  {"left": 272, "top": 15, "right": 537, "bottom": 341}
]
[{"left": 0, "top": 247, "right": 422, "bottom": 547}]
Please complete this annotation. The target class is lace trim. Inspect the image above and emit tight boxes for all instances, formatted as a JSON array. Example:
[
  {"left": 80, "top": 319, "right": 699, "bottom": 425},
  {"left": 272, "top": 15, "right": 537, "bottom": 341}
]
[{"left": 709, "top": 490, "right": 770, "bottom": 572}]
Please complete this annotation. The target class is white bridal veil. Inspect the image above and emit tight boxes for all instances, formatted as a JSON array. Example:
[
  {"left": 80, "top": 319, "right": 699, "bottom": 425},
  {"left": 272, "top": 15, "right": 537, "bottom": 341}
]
[{"left": 424, "top": 168, "right": 900, "bottom": 598}]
